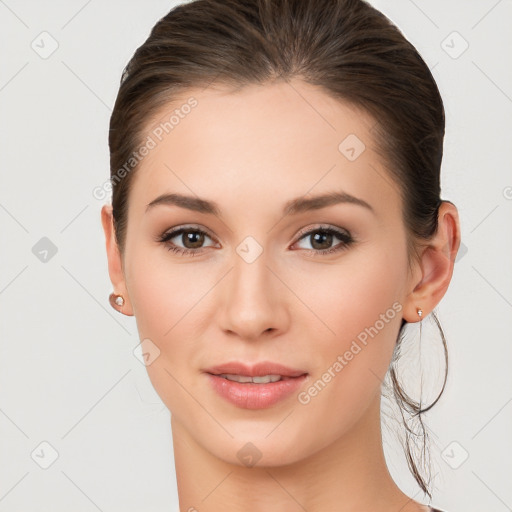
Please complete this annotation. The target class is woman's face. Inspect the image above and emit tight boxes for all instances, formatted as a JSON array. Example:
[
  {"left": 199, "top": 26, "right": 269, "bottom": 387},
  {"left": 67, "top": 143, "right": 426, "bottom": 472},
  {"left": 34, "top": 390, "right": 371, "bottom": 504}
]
[{"left": 115, "top": 79, "right": 421, "bottom": 466}]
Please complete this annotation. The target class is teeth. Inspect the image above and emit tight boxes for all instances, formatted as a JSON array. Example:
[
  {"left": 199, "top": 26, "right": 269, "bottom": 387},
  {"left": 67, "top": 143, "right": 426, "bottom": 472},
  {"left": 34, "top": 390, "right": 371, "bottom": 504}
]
[
  {"left": 219, "top": 374, "right": 282, "bottom": 384},
  {"left": 252, "top": 375, "right": 282, "bottom": 384}
]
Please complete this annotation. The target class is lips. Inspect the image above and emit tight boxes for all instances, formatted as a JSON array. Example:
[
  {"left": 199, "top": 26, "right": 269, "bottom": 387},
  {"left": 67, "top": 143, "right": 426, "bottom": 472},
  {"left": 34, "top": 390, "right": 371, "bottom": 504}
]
[
  {"left": 203, "top": 361, "right": 309, "bottom": 409},
  {"left": 203, "top": 361, "right": 308, "bottom": 379}
]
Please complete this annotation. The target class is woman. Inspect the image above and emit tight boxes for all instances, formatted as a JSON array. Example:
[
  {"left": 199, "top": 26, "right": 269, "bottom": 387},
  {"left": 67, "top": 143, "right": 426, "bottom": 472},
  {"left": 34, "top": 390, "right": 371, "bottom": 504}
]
[{"left": 101, "top": 0, "right": 460, "bottom": 510}]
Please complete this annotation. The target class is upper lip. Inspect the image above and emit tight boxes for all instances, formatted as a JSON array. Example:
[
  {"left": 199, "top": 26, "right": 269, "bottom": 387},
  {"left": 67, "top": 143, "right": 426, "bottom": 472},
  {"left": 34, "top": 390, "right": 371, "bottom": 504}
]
[{"left": 203, "top": 361, "right": 307, "bottom": 378}]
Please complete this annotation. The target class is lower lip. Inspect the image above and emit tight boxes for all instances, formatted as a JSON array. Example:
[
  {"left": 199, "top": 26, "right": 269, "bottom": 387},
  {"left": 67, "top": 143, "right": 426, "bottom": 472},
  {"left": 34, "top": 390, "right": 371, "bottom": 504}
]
[{"left": 206, "top": 373, "right": 308, "bottom": 409}]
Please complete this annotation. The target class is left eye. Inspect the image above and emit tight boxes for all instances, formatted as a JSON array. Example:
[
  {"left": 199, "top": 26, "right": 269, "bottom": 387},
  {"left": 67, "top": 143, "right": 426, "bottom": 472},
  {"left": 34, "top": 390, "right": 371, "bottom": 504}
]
[{"left": 293, "top": 227, "right": 354, "bottom": 254}]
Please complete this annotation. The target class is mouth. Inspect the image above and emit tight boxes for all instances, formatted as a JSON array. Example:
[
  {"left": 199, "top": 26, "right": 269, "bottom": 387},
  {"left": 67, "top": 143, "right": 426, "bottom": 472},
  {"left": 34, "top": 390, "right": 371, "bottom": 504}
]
[
  {"left": 203, "top": 360, "right": 307, "bottom": 379},
  {"left": 214, "top": 373, "right": 298, "bottom": 384},
  {"left": 203, "top": 361, "right": 309, "bottom": 409}
]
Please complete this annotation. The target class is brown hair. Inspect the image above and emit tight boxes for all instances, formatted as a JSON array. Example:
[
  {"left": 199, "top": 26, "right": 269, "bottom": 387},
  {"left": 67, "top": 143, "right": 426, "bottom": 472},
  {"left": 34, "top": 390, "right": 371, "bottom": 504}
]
[{"left": 109, "top": 0, "right": 448, "bottom": 498}]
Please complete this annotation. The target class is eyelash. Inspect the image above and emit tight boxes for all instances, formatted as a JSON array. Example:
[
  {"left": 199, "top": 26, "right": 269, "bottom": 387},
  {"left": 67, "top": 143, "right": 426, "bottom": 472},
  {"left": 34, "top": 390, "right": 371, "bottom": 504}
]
[{"left": 157, "top": 224, "right": 355, "bottom": 257}]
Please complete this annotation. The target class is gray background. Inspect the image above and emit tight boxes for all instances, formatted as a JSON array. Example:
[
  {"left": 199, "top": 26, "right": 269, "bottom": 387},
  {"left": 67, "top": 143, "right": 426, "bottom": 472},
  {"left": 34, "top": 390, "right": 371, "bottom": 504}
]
[{"left": 0, "top": 1, "right": 511, "bottom": 511}]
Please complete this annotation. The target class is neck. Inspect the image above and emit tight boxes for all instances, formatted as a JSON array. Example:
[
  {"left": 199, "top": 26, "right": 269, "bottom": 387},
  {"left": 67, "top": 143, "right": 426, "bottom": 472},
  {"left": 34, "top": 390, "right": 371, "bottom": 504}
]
[{"left": 171, "top": 393, "right": 428, "bottom": 512}]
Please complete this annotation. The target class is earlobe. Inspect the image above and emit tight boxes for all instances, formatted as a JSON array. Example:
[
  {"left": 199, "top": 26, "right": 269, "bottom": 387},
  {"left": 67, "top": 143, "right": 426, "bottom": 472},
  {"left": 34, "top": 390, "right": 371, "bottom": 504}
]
[
  {"left": 100, "top": 204, "right": 134, "bottom": 316},
  {"left": 403, "top": 201, "right": 461, "bottom": 322}
]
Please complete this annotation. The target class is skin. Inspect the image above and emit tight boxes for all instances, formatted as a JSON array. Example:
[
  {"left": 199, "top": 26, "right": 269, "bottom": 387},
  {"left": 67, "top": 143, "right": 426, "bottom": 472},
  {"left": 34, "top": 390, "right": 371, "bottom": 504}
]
[{"left": 101, "top": 79, "right": 460, "bottom": 512}]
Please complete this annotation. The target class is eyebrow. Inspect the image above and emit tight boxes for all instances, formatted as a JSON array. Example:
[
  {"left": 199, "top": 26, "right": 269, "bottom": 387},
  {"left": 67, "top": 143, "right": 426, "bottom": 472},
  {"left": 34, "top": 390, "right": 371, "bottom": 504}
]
[{"left": 145, "top": 190, "right": 375, "bottom": 216}]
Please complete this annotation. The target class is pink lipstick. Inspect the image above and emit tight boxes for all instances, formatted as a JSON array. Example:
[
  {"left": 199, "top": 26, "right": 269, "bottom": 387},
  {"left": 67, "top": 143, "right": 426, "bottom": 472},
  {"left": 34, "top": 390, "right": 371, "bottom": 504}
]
[{"left": 203, "top": 361, "right": 308, "bottom": 409}]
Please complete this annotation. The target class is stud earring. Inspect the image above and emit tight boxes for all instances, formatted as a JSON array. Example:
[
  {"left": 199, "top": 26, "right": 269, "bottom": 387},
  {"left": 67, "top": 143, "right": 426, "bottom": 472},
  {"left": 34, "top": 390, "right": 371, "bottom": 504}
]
[
  {"left": 109, "top": 292, "right": 125, "bottom": 310},
  {"left": 417, "top": 308, "right": 423, "bottom": 319}
]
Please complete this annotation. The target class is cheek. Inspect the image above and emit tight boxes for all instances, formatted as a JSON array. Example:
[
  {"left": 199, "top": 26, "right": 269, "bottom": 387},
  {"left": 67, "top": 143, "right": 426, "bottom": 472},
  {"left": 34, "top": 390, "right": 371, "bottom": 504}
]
[
  {"left": 290, "top": 250, "right": 405, "bottom": 392},
  {"left": 123, "top": 247, "right": 218, "bottom": 411},
  {"left": 289, "top": 257, "right": 404, "bottom": 443},
  {"left": 291, "top": 249, "right": 404, "bottom": 344},
  {"left": 125, "top": 240, "right": 208, "bottom": 338}
]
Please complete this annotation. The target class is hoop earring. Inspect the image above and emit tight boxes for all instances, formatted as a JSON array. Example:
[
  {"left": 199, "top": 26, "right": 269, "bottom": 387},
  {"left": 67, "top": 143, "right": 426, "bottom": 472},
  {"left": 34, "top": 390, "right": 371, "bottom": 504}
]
[{"left": 109, "top": 292, "right": 125, "bottom": 312}]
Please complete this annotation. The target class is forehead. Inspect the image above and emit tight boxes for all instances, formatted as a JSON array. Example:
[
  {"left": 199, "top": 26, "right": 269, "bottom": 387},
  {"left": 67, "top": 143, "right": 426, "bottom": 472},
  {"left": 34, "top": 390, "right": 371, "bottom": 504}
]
[{"left": 128, "top": 79, "right": 401, "bottom": 221}]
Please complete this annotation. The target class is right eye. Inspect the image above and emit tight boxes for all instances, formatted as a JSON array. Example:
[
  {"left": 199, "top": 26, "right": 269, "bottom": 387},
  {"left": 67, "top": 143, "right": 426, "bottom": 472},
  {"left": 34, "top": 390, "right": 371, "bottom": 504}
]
[{"left": 157, "top": 226, "right": 218, "bottom": 256}]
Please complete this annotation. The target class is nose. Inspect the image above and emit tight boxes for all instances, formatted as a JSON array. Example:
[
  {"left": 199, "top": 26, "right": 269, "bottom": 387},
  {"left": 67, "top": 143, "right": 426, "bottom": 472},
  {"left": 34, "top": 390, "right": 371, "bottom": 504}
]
[{"left": 217, "top": 250, "right": 290, "bottom": 341}]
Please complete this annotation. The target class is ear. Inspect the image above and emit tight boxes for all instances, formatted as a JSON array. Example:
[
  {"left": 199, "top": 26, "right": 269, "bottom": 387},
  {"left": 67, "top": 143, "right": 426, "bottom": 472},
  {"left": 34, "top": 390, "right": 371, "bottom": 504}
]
[
  {"left": 402, "top": 200, "right": 461, "bottom": 322},
  {"left": 101, "top": 204, "right": 134, "bottom": 316}
]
